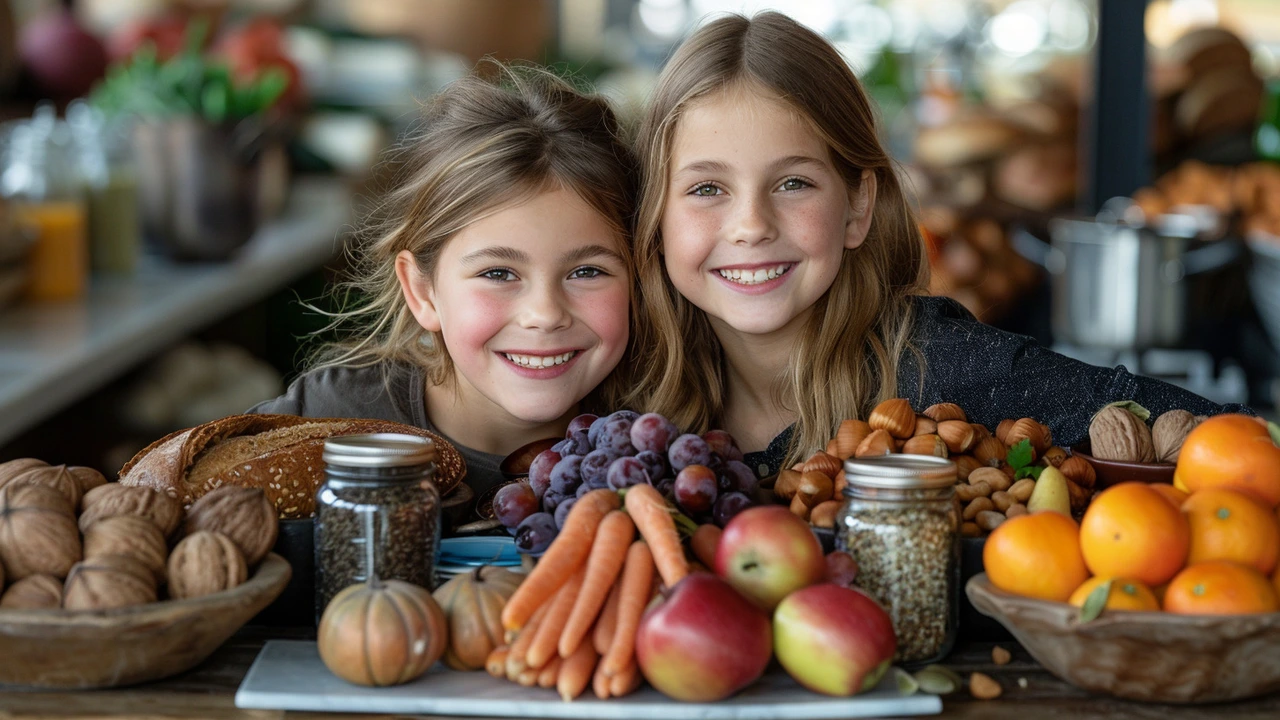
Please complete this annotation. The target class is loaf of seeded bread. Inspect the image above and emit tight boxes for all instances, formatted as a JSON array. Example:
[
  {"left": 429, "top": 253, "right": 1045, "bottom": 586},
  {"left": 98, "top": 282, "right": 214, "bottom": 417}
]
[{"left": 118, "top": 414, "right": 466, "bottom": 519}]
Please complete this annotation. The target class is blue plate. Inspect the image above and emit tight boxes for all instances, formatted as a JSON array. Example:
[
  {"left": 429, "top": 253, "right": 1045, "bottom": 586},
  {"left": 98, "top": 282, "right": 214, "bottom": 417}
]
[{"left": 438, "top": 536, "right": 521, "bottom": 566}]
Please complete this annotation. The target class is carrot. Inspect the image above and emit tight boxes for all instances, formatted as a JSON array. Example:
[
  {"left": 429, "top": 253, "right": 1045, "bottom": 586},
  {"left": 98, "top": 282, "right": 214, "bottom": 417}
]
[
  {"left": 526, "top": 565, "right": 586, "bottom": 670},
  {"left": 556, "top": 637, "right": 599, "bottom": 702},
  {"left": 506, "top": 602, "right": 549, "bottom": 678},
  {"left": 537, "top": 656, "right": 562, "bottom": 688},
  {"left": 592, "top": 580, "right": 623, "bottom": 655},
  {"left": 609, "top": 661, "right": 641, "bottom": 698},
  {"left": 503, "top": 489, "right": 621, "bottom": 632},
  {"left": 601, "top": 540, "right": 655, "bottom": 677},
  {"left": 558, "top": 510, "right": 635, "bottom": 659},
  {"left": 516, "top": 666, "right": 539, "bottom": 687},
  {"left": 624, "top": 484, "right": 688, "bottom": 588},
  {"left": 485, "top": 646, "right": 509, "bottom": 679},
  {"left": 593, "top": 660, "right": 611, "bottom": 699},
  {"left": 691, "top": 523, "right": 722, "bottom": 569}
]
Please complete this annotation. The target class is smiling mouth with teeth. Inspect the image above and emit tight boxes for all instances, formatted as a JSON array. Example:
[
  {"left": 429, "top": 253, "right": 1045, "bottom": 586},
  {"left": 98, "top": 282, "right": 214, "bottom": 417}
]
[
  {"left": 716, "top": 264, "right": 794, "bottom": 285},
  {"left": 502, "top": 351, "right": 579, "bottom": 368}
]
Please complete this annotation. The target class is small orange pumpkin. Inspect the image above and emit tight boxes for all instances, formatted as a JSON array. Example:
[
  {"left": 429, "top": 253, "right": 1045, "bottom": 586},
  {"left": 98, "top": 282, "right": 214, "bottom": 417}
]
[
  {"left": 432, "top": 566, "right": 523, "bottom": 671},
  {"left": 317, "top": 578, "right": 448, "bottom": 687}
]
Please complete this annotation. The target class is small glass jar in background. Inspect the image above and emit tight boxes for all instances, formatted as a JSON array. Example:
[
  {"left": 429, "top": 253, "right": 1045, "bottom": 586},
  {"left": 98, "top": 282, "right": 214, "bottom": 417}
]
[
  {"left": 837, "top": 455, "right": 960, "bottom": 665},
  {"left": 68, "top": 101, "right": 139, "bottom": 275},
  {"left": 314, "top": 433, "right": 442, "bottom": 622}
]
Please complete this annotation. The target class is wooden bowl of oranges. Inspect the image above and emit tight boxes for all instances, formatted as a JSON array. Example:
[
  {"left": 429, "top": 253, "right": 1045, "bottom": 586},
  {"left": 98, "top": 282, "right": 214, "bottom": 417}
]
[{"left": 967, "top": 428, "right": 1280, "bottom": 705}]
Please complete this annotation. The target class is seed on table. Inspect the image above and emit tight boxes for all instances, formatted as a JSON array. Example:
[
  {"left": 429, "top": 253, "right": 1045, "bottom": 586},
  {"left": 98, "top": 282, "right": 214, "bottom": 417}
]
[
  {"left": 970, "top": 672, "right": 1002, "bottom": 700},
  {"left": 992, "top": 646, "right": 1012, "bottom": 665}
]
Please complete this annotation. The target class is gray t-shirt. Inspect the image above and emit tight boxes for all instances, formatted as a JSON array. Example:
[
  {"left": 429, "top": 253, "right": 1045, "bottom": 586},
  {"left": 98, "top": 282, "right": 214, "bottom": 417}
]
[{"left": 246, "top": 362, "right": 508, "bottom": 500}]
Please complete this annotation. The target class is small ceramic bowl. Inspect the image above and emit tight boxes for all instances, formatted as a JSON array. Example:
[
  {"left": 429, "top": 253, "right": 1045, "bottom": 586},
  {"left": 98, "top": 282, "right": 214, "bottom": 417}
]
[
  {"left": 1071, "top": 442, "right": 1176, "bottom": 487},
  {"left": 967, "top": 573, "right": 1280, "bottom": 703}
]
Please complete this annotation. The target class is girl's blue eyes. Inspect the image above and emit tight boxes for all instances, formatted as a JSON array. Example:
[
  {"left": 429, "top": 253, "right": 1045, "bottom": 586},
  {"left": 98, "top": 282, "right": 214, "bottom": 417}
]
[
  {"left": 687, "top": 177, "right": 811, "bottom": 196},
  {"left": 478, "top": 267, "right": 608, "bottom": 282}
]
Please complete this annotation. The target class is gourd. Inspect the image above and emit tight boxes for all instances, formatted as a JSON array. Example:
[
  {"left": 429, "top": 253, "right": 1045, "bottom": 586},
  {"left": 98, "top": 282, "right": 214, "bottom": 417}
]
[
  {"left": 432, "top": 566, "right": 523, "bottom": 671},
  {"left": 317, "top": 577, "right": 448, "bottom": 687}
]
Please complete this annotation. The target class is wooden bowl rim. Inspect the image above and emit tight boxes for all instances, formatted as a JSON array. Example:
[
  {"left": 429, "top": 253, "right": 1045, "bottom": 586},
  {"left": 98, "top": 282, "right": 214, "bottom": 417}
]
[
  {"left": 1070, "top": 443, "right": 1176, "bottom": 471},
  {"left": 0, "top": 552, "right": 291, "bottom": 629}
]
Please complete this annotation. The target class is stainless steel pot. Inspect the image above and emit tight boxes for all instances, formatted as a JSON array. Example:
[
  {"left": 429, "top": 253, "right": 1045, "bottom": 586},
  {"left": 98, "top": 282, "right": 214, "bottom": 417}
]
[{"left": 1013, "top": 212, "right": 1242, "bottom": 351}]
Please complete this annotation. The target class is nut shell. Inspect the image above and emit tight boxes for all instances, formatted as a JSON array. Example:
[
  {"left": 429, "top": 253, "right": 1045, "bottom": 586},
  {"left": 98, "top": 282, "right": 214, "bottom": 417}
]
[
  {"left": 79, "top": 484, "right": 183, "bottom": 537},
  {"left": 182, "top": 485, "right": 279, "bottom": 566},
  {"left": 855, "top": 428, "right": 895, "bottom": 458},
  {"left": 0, "top": 573, "right": 63, "bottom": 609},
  {"left": 1042, "top": 446, "right": 1067, "bottom": 468},
  {"left": 902, "top": 434, "right": 949, "bottom": 458},
  {"left": 869, "top": 399, "right": 916, "bottom": 439},
  {"left": 1006, "top": 418, "right": 1052, "bottom": 455},
  {"left": 800, "top": 451, "right": 842, "bottom": 480},
  {"left": 0, "top": 458, "right": 48, "bottom": 488},
  {"left": 938, "top": 420, "right": 977, "bottom": 454},
  {"left": 1152, "top": 410, "right": 1199, "bottom": 464},
  {"left": 1088, "top": 406, "right": 1155, "bottom": 463},
  {"left": 67, "top": 466, "right": 108, "bottom": 494},
  {"left": 923, "top": 403, "right": 967, "bottom": 423},
  {"left": 953, "top": 455, "right": 980, "bottom": 481},
  {"left": 1058, "top": 455, "right": 1097, "bottom": 489},
  {"left": 3, "top": 464, "right": 81, "bottom": 509},
  {"left": 971, "top": 436, "right": 1008, "bottom": 467},
  {"left": 63, "top": 554, "right": 157, "bottom": 610},
  {"left": 913, "top": 416, "right": 938, "bottom": 437},
  {"left": 168, "top": 531, "right": 248, "bottom": 600},
  {"left": 83, "top": 515, "right": 169, "bottom": 584},
  {"left": 834, "top": 420, "right": 872, "bottom": 459},
  {"left": 995, "top": 419, "right": 1015, "bottom": 444},
  {"left": 0, "top": 484, "right": 81, "bottom": 580}
]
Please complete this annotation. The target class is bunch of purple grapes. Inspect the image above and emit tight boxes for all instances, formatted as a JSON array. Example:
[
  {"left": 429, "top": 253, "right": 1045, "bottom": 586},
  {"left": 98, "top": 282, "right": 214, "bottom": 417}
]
[{"left": 492, "top": 410, "right": 762, "bottom": 554}]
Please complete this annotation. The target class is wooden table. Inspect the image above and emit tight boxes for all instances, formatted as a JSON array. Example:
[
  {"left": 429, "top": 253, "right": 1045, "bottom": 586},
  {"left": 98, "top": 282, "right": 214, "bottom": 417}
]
[{"left": 1, "top": 627, "right": 1277, "bottom": 720}]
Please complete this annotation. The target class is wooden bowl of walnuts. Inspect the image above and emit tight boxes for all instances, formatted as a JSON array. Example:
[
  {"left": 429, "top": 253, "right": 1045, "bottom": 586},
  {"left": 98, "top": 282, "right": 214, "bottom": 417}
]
[{"left": 0, "top": 460, "right": 291, "bottom": 689}]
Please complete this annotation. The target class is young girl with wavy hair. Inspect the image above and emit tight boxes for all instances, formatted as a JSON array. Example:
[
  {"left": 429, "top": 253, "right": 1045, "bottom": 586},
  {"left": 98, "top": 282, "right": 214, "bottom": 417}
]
[
  {"left": 627, "top": 12, "right": 1245, "bottom": 477},
  {"left": 253, "top": 64, "right": 637, "bottom": 496}
]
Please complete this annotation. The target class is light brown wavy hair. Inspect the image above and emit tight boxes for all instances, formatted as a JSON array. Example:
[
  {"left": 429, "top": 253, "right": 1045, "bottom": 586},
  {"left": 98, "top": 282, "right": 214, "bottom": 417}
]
[
  {"left": 625, "top": 12, "right": 929, "bottom": 464},
  {"left": 309, "top": 62, "right": 637, "bottom": 409}
]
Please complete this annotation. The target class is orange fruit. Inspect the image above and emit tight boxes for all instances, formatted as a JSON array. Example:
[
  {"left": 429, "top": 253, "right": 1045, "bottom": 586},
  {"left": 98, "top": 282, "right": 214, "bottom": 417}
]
[
  {"left": 984, "top": 512, "right": 1089, "bottom": 602},
  {"left": 1067, "top": 577, "right": 1160, "bottom": 611},
  {"left": 1163, "top": 561, "right": 1280, "bottom": 615},
  {"left": 1149, "top": 483, "right": 1188, "bottom": 508},
  {"left": 1176, "top": 414, "right": 1280, "bottom": 508},
  {"left": 1080, "top": 482, "right": 1190, "bottom": 587},
  {"left": 1181, "top": 488, "right": 1280, "bottom": 575}
]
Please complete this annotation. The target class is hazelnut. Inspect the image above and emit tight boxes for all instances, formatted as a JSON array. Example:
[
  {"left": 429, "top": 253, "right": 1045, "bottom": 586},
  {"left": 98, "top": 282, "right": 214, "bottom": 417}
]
[
  {"left": 902, "top": 434, "right": 949, "bottom": 458},
  {"left": 3, "top": 464, "right": 81, "bottom": 509},
  {"left": 182, "top": 486, "right": 279, "bottom": 566},
  {"left": 774, "top": 469, "right": 802, "bottom": 501},
  {"left": 809, "top": 500, "right": 841, "bottom": 529},
  {"left": 834, "top": 419, "right": 872, "bottom": 459},
  {"left": 0, "top": 484, "right": 81, "bottom": 580},
  {"left": 167, "top": 531, "right": 248, "bottom": 600},
  {"left": 1043, "top": 446, "right": 1068, "bottom": 468},
  {"left": 995, "top": 419, "right": 1015, "bottom": 444},
  {"left": 938, "top": 420, "right": 976, "bottom": 454},
  {"left": 1059, "top": 455, "right": 1097, "bottom": 489},
  {"left": 913, "top": 416, "right": 938, "bottom": 437},
  {"left": 971, "top": 423, "right": 992, "bottom": 440},
  {"left": 797, "top": 471, "right": 834, "bottom": 508},
  {"left": 869, "top": 398, "right": 916, "bottom": 439},
  {"left": 0, "top": 573, "right": 63, "bottom": 609},
  {"left": 800, "top": 451, "right": 841, "bottom": 479},
  {"left": 83, "top": 515, "right": 169, "bottom": 584},
  {"left": 1066, "top": 479, "right": 1093, "bottom": 513},
  {"left": 789, "top": 493, "right": 811, "bottom": 522},
  {"left": 971, "top": 436, "right": 1008, "bottom": 467},
  {"left": 1006, "top": 418, "right": 1052, "bottom": 455},
  {"left": 79, "top": 484, "right": 183, "bottom": 538},
  {"left": 1089, "top": 406, "right": 1155, "bottom": 463},
  {"left": 64, "top": 554, "right": 157, "bottom": 610},
  {"left": 1152, "top": 410, "right": 1199, "bottom": 464},
  {"left": 855, "top": 429, "right": 895, "bottom": 458},
  {"left": 953, "top": 455, "right": 981, "bottom": 481},
  {"left": 923, "top": 403, "right": 967, "bottom": 423}
]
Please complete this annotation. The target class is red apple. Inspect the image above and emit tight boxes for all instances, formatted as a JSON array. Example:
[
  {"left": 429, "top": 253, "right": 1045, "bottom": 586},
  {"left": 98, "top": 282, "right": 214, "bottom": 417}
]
[
  {"left": 635, "top": 574, "right": 772, "bottom": 702},
  {"left": 714, "top": 505, "right": 826, "bottom": 611},
  {"left": 773, "top": 584, "right": 897, "bottom": 696},
  {"left": 825, "top": 550, "right": 859, "bottom": 588}
]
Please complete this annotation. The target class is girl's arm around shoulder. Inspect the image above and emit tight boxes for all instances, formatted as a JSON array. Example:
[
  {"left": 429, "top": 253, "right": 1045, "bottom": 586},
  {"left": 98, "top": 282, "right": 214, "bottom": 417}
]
[{"left": 901, "top": 296, "right": 1252, "bottom": 448}]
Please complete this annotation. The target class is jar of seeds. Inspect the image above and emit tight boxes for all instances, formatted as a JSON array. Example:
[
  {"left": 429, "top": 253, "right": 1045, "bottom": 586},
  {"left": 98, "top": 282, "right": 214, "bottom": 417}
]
[
  {"left": 315, "top": 434, "right": 441, "bottom": 621},
  {"left": 837, "top": 455, "right": 960, "bottom": 665}
]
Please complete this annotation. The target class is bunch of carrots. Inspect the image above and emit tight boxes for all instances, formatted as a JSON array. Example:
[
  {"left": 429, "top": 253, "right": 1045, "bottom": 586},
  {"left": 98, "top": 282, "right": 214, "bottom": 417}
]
[{"left": 488, "top": 485, "right": 692, "bottom": 701}]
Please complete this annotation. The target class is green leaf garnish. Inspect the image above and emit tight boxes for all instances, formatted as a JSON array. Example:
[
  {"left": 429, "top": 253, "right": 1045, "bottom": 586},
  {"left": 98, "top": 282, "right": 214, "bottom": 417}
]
[
  {"left": 1006, "top": 439, "right": 1034, "bottom": 471},
  {"left": 1079, "top": 579, "right": 1113, "bottom": 622},
  {"left": 1014, "top": 465, "right": 1044, "bottom": 480},
  {"left": 1268, "top": 421, "right": 1280, "bottom": 448}
]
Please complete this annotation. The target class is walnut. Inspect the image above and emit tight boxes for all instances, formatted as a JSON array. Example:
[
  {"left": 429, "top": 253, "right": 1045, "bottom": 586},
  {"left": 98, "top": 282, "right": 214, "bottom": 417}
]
[
  {"left": 1152, "top": 410, "right": 1200, "bottom": 464},
  {"left": 0, "top": 574, "right": 64, "bottom": 609},
  {"left": 0, "top": 484, "right": 81, "bottom": 580},
  {"left": 167, "top": 531, "right": 247, "bottom": 600},
  {"left": 1089, "top": 406, "right": 1155, "bottom": 463},
  {"left": 183, "top": 486, "right": 279, "bottom": 566},
  {"left": 3, "top": 464, "right": 81, "bottom": 509},
  {"left": 79, "top": 484, "right": 183, "bottom": 538},
  {"left": 67, "top": 466, "right": 107, "bottom": 495},
  {"left": 83, "top": 515, "right": 168, "bottom": 584},
  {"left": 63, "top": 554, "right": 157, "bottom": 610},
  {"left": 0, "top": 458, "right": 48, "bottom": 487}
]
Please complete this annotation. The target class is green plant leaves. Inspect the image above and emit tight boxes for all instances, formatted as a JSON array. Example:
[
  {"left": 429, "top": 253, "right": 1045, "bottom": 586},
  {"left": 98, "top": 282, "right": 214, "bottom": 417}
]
[
  {"left": 1079, "top": 579, "right": 1113, "bottom": 622},
  {"left": 1267, "top": 421, "right": 1280, "bottom": 447},
  {"left": 1006, "top": 439, "right": 1034, "bottom": 472}
]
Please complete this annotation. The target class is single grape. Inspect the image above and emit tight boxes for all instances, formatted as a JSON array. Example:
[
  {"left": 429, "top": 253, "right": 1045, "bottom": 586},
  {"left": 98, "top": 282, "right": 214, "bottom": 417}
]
[
  {"left": 567, "top": 413, "right": 597, "bottom": 437},
  {"left": 528, "top": 449, "right": 561, "bottom": 500},
  {"left": 719, "top": 459, "right": 759, "bottom": 495},
  {"left": 674, "top": 464, "right": 718, "bottom": 516},
  {"left": 492, "top": 481, "right": 539, "bottom": 528},
  {"left": 598, "top": 416, "right": 637, "bottom": 456},
  {"left": 542, "top": 489, "right": 566, "bottom": 514},
  {"left": 668, "top": 434, "right": 712, "bottom": 472},
  {"left": 703, "top": 429, "right": 744, "bottom": 462},
  {"left": 712, "top": 491, "right": 753, "bottom": 528},
  {"left": 607, "top": 456, "right": 650, "bottom": 489},
  {"left": 514, "top": 512, "right": 558, "bottom": 554},
  {"left": 579, "top": 448, "right": 617, "bottom": 489},
  {"left": 588, "top": 414, "right": 610, "bottom": 446},
  {"left": 635, "top": 450, "right": 669, "bottom": 486},
  {"left": 564, "top": 429, "right": 591, "bottom": 456},
  {"left": 549, "top": 454, "right": 584, "bottom": 495},
  {"left": 554, "top": 496, "right": 577, "bottom": 529},
  {"left": 552, "top": 438, "right": 571, "bottom": 454},
  {"left": 630, "top": 413, "right": 678, "bottom": 454}
]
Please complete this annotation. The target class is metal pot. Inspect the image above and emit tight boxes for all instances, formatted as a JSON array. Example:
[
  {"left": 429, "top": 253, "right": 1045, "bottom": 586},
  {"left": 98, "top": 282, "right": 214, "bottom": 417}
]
[{"left": 1013, "top": 212, "right": 1242, "bottom": 351}]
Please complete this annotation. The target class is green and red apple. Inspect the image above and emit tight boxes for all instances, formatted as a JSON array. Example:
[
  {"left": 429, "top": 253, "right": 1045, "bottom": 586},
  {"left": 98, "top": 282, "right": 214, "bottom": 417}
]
[
  {"left": 713, "top": 505, "right": 826, "bottom": 611},
  {"left": 773, "top": 583, "right": 897, "bottom": 696}
]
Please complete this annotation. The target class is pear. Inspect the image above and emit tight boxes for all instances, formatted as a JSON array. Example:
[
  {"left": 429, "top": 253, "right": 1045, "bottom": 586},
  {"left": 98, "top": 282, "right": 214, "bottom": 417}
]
[{"left": 1027, "top": 466, "right": 1072, "bottom": 516}]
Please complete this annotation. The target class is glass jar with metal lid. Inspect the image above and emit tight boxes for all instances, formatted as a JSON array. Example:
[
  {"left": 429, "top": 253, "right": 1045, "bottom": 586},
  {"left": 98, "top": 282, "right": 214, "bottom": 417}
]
[
  {"left": 837, "top": 454, "right": 960, "bottom": 665},
  {"left": 314, "top": 433, "right": 442, "bottom": 619}
]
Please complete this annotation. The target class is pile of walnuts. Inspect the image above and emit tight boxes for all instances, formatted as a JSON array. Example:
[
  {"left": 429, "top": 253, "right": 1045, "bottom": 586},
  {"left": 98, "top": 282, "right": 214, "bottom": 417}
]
[{"left": 0, "top": 459, "right": 278, "bottom": 611}]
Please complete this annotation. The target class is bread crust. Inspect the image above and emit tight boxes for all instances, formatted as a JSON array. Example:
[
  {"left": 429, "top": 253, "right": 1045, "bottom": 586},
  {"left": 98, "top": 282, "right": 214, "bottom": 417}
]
[{"left": 118, "top": 414, "right": 466, "bottom": 519}]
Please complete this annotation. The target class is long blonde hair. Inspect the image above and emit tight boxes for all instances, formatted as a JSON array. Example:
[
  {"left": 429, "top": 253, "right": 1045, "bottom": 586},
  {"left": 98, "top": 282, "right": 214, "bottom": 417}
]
[
  {"left": 625, "top": 12, "right": 928, "bottom": 463},
  {"left": 308, "top": 62, "right": 637, "bottom": 407}
]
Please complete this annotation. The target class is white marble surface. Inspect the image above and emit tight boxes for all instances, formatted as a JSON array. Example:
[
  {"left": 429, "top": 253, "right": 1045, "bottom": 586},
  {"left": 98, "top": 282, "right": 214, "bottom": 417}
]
[
  {"left": 235, "top": 640, "right": 943, "bottom": 719},
  {"left": 0, "top": 177, "right": 353, "bottom": 446}
]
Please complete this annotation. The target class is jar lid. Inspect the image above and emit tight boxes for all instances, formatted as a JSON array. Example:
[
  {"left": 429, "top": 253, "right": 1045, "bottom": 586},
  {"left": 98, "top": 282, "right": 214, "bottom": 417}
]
[
  {"left": 323, "top": 433, "right": 436, "bottom": 468},
  {"left": 842, "top": 455, "right": 956, "bottom": 490}
]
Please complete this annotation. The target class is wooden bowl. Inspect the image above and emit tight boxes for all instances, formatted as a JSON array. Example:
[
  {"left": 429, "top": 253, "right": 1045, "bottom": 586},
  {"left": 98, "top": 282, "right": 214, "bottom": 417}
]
[
  {"left": 0, "top": 553, "right": 291, "bottom": 689},
  {"left": 967, "top": 573, "right": 1280, "bottom": 703},
  {"left": 1071, "top": 442, "right": 1176, "bottom": 487}
]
